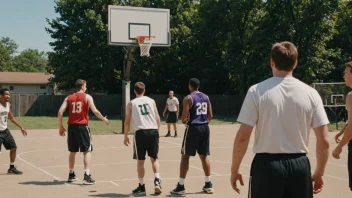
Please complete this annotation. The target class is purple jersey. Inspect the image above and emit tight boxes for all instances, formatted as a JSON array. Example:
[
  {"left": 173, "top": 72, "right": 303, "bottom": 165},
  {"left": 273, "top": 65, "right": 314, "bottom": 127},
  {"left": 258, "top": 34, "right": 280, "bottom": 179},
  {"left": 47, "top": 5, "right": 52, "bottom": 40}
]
[{"left": 188, "top": 92, "right": 209, "bottom": 125}]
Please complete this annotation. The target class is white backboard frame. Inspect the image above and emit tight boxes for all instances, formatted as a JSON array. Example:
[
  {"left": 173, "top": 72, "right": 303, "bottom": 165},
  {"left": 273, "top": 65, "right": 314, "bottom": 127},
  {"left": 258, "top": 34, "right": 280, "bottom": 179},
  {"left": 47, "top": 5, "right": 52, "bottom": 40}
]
[{"left": 108, "top": 5, "right": 171, "bottom": 47}]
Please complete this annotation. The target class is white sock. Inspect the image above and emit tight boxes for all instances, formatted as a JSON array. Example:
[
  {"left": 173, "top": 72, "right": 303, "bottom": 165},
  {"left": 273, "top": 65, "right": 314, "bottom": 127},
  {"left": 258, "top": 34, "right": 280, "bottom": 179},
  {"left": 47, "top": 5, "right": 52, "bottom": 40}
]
[
  {"left": 10, "top": 162, "right": 14, "bottom": 166},
  {"left": 179, "top": 178, "right": 185, "bottom": 185},
  {"left": 85, "top": 169, "right": 90, "bottom": 175},
  {"left": 139, "top": 178, "right": 144, "bottom": 185},
  {"left": 154, "top": 173, "right": 160, "bottom": 179},
  {"left": 205, "top": 176, "right": 211, "bottom": 182},
  {"left": 69, "top": 169, "right": 74, "bottom": 174}
]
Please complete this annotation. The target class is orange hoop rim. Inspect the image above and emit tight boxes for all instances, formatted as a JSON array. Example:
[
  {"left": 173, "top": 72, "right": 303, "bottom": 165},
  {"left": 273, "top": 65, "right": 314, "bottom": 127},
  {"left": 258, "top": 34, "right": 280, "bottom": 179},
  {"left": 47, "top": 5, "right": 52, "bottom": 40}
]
[{"left": 136, "top": 36, "right": 156, "bottom": 43}]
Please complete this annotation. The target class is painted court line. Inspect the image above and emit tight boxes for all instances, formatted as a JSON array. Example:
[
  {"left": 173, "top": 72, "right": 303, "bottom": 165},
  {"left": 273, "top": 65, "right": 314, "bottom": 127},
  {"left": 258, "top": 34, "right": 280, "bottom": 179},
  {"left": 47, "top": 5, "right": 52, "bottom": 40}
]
[{"left": 110, "top": 181, "right": 119, "bottom": 186}]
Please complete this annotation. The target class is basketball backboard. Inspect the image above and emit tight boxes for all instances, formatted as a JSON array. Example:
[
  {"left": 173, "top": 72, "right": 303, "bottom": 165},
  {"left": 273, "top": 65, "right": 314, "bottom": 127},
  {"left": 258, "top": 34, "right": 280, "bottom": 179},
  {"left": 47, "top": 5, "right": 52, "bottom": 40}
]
[{"left": 108, "top": 5, "right": 171, "bottom": 47}]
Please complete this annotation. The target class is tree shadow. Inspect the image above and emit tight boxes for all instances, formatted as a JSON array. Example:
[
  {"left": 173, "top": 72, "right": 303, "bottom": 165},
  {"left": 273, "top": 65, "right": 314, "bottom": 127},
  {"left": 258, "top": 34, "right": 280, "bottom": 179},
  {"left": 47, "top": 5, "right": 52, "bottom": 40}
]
[{"left": 18, "top": 180, "right": 81, "bottom": 186}]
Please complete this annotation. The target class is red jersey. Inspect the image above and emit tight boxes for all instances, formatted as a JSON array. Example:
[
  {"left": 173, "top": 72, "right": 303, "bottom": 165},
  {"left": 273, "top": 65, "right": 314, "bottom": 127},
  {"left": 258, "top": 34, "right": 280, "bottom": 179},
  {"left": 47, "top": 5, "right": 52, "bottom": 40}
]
[{"left": 67, "top": 93, "right": 89, "bottom": 125}]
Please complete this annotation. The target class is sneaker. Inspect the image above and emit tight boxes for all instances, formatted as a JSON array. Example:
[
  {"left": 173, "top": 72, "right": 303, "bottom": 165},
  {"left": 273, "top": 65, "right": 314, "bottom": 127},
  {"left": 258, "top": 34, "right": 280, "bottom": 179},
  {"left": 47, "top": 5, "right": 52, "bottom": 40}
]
[
  {"left": 82, "top": 173, "right": 95, "bottom": 185},
  {"left": 7, "top": 166, "right": 23, "bottom": 175},
  {"left": 174, "top": 133, "right": 178, "bottom": 137},
  {"left": 165, "top": 132, "right": 171, "bottom": 137},
  {"left": 154, "top": 178, "right": 162, "bottom": 194},
  {"left": 202, "top": 181, "right": 214, "bottom": 194},
  {"left": 170, "top": 183, "right": 185, "bottom": 195},
  {"left": 132, "top": 183, "right": 146, "bottom": 196},
  {"left": 68, "top": 172, "right": 77, "bottom": 182}
]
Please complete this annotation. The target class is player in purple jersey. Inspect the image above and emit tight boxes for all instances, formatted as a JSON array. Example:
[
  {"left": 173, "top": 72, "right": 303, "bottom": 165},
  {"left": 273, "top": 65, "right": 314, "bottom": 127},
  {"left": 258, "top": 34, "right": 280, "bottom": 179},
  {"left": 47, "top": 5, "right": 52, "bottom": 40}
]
[{"left": 170, "top": 78, "right": 214, "bottom": 195}]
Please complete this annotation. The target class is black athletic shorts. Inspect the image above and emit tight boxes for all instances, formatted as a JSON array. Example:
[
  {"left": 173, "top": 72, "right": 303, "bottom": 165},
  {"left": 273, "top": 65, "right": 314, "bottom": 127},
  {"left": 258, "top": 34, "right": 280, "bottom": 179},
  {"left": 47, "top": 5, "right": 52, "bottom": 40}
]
[
  {"left": 0, "top": 129, "right": 17, "bottom": 150},
  {"left": 166, "top": 111, "right": 177, "bottom": 123},
  {"left": 181, "top": 124, "right": 210, "bottom": 156},
  {"left": 67, "top": 124, "right": 92, "bottom": 153},
  {"left": 348, "top": 141, "right": 352, "bottom": 191},
  {"left": 133, "top": 129, "right": 159, "bottom": 160},
  {"left": 249, "top": 153, "right": 312, "bottom": 198}
]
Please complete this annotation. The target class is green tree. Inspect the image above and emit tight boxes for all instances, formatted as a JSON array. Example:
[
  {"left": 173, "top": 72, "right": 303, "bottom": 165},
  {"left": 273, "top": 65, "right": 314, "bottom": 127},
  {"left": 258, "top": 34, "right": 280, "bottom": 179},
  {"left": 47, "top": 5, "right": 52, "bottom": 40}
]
[
  {"left": 0, "top": 37, "right": 18, "bottom": 71},
  {"left": 11, "top": 49, "right": 48, "bottom": 72}
]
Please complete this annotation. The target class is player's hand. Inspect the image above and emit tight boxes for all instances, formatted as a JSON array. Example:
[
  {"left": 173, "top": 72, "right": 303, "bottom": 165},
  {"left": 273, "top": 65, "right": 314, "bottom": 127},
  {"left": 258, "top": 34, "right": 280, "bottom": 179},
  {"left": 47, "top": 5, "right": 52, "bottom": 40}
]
[
  {"left": 312, "top": 174, "right": 324, "bottom": 194},
  {"left": 124, "top": 136, "right": 130, "bottom": 146},
  {"left": 332, "top": 146, "right": 343, "bottom": 159},
  {"left": 59, "top": 126, "right": 66, "bottom": 137},
  {"left": 103, "top": 116, "right": 109, "bottom": 125},
  {"left": 20, "top": 127, "right": 27, "bottom": 136},
  {"left": 230, "top": 171, "right": 244, "bottom": 194},
  {"left": 334, "top": 132, "right": 343, "bottom": 143}
]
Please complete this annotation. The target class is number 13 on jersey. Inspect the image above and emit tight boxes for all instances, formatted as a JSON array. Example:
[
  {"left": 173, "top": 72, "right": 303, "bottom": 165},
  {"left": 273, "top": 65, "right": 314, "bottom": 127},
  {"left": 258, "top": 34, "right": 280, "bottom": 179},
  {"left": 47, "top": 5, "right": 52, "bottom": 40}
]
[{"left": 71, "top": 101, "right": 82, "bottom": 113}]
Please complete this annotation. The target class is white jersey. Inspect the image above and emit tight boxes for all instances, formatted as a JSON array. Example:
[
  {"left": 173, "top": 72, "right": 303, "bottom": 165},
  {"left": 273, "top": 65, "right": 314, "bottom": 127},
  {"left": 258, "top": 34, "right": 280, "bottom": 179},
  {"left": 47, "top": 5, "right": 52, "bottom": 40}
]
[
  {"left": 0, "top": 102, "right": 10, "bottom": 130},
  {"left": 131, "top": 96, "right": 158, "bottom": 132},
  {"left": 237, "top": 76, "right": 329, "bottom": 154},
  {"left": 166, "top": 97, "right": 179, "bottom": 112}
]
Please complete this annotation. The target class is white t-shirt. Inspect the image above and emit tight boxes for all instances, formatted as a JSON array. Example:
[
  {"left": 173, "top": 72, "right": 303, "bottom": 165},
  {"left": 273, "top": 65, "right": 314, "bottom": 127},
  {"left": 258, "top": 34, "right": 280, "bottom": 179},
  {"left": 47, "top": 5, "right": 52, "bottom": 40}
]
[
  {"left": 0, "top": 102, "right": 9, "bottom": 131},
  {"left": 237, "top": 76, "right": 329, "bottom": 153},
  {"left": 166, "top": 97, "right": 179, "bottom": 112},
  {"left": 131, "top": 96, "right": 158, "bottom": 132}
]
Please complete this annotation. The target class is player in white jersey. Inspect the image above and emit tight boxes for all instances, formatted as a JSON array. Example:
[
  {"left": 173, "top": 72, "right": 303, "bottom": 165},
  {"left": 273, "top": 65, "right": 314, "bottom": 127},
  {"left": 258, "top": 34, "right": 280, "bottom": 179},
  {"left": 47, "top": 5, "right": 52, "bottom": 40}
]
[
  {"left": 124, "top": 82, "right": 162, "bottom": 196},
  {"left": 0, "top": 88, "right": 27, "bottom": 174}
]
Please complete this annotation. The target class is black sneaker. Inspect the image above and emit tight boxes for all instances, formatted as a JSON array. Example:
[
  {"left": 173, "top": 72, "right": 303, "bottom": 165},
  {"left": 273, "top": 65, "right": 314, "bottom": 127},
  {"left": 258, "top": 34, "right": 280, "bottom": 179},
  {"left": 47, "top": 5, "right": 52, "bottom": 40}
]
[
  {"left": 154, "top": 178, "right": 162, "bottom": 194},
  {"left": 82, "top": 173, "right": 95, "bottom": 185},
  {"left": 8, "top": 166, "right": 23, "bottom": 175},
  {"left": 132, "top": 183, "right": 146, "bottom": 196},
  {"left": 165, "top": 132, "right": 171, "bottom": 137},
  {"left": 170, "top": 183, "right": 185, "bottom": 195},
  {"left": 174, "top": 133, "right": 178, "bottom": 137},
  {"left": 68, "top": 172, "right": 77, "bottom": 182},
  {"left": 202, "top": 181, "right": 214, "bottom": 194}
]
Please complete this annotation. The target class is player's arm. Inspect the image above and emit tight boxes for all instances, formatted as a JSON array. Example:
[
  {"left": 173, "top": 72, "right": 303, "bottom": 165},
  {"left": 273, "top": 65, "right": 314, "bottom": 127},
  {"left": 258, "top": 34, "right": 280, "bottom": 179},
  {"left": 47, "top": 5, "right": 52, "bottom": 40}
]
[
  {"left": 123, "top": 102, "right": 132, "bottom": 146},
  {"left": 58, "top": 97, "right": 68, "bottom": 129},
  {"left": 87, "top": 94, "right": 108, "bottom": 124},
  {"left": 335, "top": 95, "right": 352, "bottom": 148},
  {"left": 163, "top": 104, "right": 168, "bottom": 116},
  {"left": 181, "top": 96, "right": 192, "bottom": 124},
  {"left": 313, "top": 125, "right": 330, "bottom": 176},
  {"left": 207, "top": 97, "right": 213, "bottom": 122},
  {"left": 153, "top": 100, "right": 161, "bottom": 131},
  {"left": 231, "top": 123, "right": 253, "bottom": 173},
  {"left": 8, "top": 103, "right": 25, "bottom": 130},
  {"left": 176, "top": 98, "right": 180, "bottom": 117}
]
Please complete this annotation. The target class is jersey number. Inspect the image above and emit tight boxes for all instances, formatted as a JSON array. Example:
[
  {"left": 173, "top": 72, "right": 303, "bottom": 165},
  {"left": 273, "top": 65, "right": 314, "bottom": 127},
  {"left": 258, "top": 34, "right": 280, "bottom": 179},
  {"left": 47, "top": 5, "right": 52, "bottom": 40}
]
[
  {"left": 4, "top": 116, "right": 7, "bottom": 123},
  {"left": 138, "top": 104, "right": 150, "bottom": 115},
  {"left": 196, "top": 102, "right": 207, "bottom": 115},
  {"left": 71, "top": 102, "right": 82, "bottom": 113}
]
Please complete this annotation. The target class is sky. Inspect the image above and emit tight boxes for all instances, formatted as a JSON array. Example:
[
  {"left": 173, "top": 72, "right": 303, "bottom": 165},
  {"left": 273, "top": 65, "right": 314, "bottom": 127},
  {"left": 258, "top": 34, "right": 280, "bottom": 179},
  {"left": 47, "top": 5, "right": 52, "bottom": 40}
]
[{"left": 0, "top": 0, "right": 58, "bottom": 52}]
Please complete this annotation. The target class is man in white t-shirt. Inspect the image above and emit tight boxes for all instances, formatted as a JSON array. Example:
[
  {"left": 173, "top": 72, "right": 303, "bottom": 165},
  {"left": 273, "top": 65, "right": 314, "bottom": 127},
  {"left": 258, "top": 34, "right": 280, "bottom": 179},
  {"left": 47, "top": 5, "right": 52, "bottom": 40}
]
[
  {"left": 332, "top": 61, "right": 352, "bottom": 191},
  {"left": 124, "top": 82, "right": 162, "bottom": 196},
  {"left": 230, "top": 41, "right": 330, "bottom": 198},
  {"left": 163, "top": 90, "right": 179, "bottom": 137}
]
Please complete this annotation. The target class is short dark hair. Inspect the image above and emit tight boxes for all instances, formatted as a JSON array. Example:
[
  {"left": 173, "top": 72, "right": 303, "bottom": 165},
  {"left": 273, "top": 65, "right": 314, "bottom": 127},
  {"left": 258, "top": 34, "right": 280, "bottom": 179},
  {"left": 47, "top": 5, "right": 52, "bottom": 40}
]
[
  {"left": 189, "top": 78, "right": 200, "bottom": 90},
  {"left": 0, "top": 88, "right": 10, "bottom": 95},
  {"left": 134, "top": 82, "right": 145, "bottom": 95},
  {"left": 75, "top": 79, "right": 86, "bottom": 91},
  {"left": 345, "top": 61, "right": 352, "bottom": 73},
  {"left": 271, "top": 41, "right": 298, "bottom": 71}
]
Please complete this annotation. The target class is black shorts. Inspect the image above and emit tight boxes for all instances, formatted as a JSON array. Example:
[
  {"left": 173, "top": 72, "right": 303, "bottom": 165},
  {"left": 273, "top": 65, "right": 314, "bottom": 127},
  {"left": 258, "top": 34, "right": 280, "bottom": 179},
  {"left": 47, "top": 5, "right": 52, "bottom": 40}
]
[
  {"left": 0, "top": 129, "right": 17, "bottom": 150},
  {"left": 348, "top": 141, "right": 352, "bottom": 191},
  {"left": 249, "top": 153, "right": 312, "bottom": 198},
  {"left": 181, "top": 124, "right": 210, "bottom": 156},
  {"left": 67, "top": 124, "right": 92, "bottom": 153},
  {"left": 166, "top": 111, "right": 177, "bottom": 123},
  {"left": 133, "top": 129, "right": 159, "bottom": 160}
]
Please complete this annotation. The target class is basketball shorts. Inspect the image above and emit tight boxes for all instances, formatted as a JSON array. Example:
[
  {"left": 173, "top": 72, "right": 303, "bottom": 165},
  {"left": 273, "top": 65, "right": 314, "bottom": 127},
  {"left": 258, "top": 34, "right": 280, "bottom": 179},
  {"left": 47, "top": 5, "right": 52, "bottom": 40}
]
[
  {"left": 67, "top": 124, "right": 92, "bottom": 152},
  {"left": 249, "top": 153, "right": 312, "bottom": 198},
  {"left": 166, "top": 111, "right": 178, "bottom": 123},
  {"left": 181, "top": 124, "right": 210, "bottom": 156},
  {"left": 0, "top": 129, "right": 17, "bottom": 150},
  {"left": 348, "top": 141, "right": 352, "bottom": 191},
  {"left": 133, "top": 129, "right": 159, "bottom": 160}
]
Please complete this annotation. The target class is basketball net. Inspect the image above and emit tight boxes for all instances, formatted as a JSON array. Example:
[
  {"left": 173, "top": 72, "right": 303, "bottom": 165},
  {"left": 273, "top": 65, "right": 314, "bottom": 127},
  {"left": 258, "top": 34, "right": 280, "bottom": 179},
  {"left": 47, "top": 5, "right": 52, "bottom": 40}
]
[{"left": 136, "top": 36, "right": 155, "bottom": 57}]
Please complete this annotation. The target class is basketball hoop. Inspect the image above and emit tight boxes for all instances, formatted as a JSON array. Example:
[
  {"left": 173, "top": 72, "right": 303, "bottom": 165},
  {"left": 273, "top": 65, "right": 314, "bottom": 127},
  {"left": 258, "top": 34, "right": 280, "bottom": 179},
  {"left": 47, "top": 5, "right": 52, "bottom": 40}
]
[{"left": 136, "top": 36, "right": 155, "bottom": 57}]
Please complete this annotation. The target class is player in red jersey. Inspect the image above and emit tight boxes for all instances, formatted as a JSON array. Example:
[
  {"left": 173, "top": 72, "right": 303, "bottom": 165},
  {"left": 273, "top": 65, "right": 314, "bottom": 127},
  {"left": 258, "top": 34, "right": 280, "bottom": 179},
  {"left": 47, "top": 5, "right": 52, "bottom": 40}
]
[{"left": 58, "top": 79, "right": 109, "bottom": 184}]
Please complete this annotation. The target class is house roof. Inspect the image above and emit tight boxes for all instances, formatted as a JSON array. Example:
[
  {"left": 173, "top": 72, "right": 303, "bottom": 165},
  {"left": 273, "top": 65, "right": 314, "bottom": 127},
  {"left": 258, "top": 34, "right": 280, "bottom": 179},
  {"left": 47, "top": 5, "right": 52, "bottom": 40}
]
[{"left": 0, "top": 72, "right": 53, "bottom": 84}]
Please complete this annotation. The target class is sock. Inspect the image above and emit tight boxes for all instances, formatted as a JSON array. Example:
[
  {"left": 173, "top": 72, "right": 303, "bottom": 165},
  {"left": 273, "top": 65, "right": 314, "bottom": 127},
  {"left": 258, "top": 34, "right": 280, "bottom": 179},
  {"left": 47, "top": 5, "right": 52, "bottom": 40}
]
[
  {"left": 179, "top": 178, "right": 185, "bottom": 185},
  {"left": 85, "top": 169, "right": 90, "bottom": 176},
  {"left": 70, "top": 169, "right": 74, "bottom": 174},
  {"left": 10, "top": 162, "right": 14, "bottom": 168},
  {"left": 139, "top": 178, "right": 144, "bottom": 185},
  {"left": 175, "top": 131, "right": 177, "bottom": 134},
  {"left": 205, "top": 176, "right": 211, "bottom": 182},
  {"left": 155, "top": 173, "right": 160, "bottom": 179}
]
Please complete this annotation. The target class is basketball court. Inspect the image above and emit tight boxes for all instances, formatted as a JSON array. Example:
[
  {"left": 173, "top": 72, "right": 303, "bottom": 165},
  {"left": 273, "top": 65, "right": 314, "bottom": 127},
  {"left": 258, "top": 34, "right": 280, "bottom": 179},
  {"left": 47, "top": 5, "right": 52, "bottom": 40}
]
[{"left": 0, "top": 124, "right": 350, "bottom": 198}]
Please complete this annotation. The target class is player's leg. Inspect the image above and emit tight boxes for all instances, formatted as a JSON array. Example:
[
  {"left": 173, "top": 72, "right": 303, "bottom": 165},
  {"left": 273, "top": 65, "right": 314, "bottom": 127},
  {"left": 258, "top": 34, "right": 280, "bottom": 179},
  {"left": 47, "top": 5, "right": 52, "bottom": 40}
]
[
  {"left": 3, "top": 129, "right": 22, "bottom": 174},
  {"left": 284, "top": 154, "right": 313, "bottom": 198},
  {"left": 67, "top": 125, "right": 79, "bottom": 182},
  {"left": 171, "top": 126, "right": 199, "bottom": 195},
  {"left": 79, "top": 125, "right": 95, "bottom": 185},
  {"left": 198, "top": 125, "right": 213, "bottom": 194},
  {"left": 348, "top": 141, "right": 352, "bottom": 191},
  {"left": 132, "top": 130, "right": 147, "bottom": 196},
  {"left": 165, "top": 123, "right": 171, "bottom": 137},
  {"left": 147, "top": 129, "right": 162, "bottom": 194}
]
